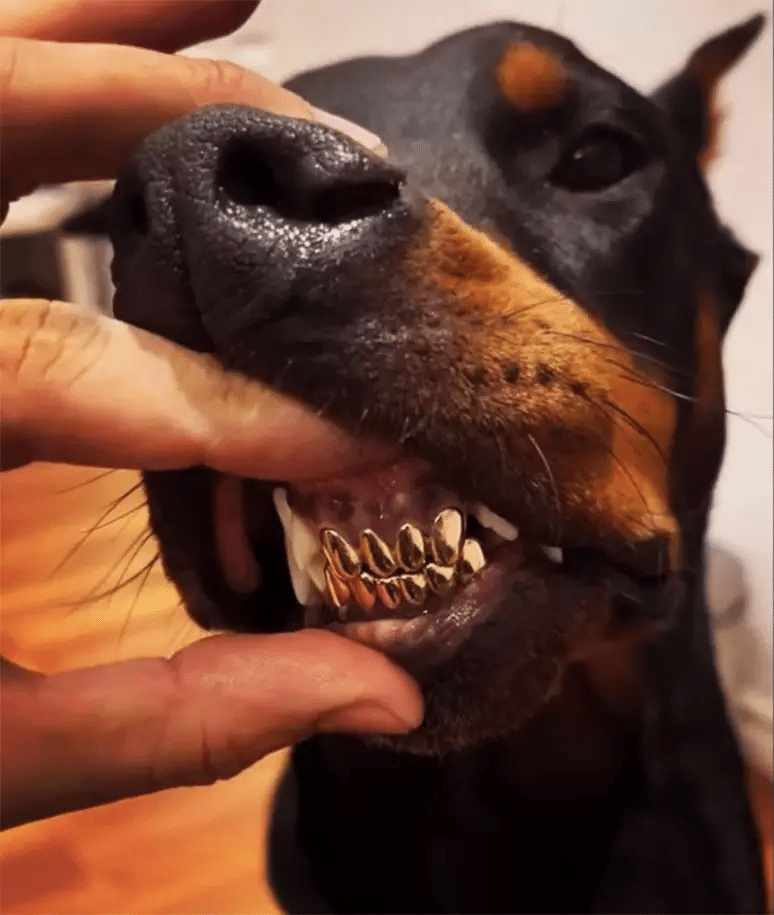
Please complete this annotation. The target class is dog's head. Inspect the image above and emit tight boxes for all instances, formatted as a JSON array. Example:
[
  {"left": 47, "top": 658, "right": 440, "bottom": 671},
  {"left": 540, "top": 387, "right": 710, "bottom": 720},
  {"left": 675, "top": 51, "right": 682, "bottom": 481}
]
[{"left": 109, "top": 17, "right": 763, "bottom": 754}]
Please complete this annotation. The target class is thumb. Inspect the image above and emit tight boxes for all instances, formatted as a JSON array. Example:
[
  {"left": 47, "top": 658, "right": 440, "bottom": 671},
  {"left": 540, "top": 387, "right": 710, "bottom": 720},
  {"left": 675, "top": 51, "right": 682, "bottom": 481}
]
[
  {"left": 167, "top": 631, "right": 423, "bottom": 780},
  {"left": 1, "top": 630, "right": 423, "bottom": 828}
]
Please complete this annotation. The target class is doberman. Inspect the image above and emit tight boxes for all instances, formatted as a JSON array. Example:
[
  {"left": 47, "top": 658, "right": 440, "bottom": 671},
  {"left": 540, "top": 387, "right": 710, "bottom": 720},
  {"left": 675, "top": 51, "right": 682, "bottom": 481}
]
[{"left": 107, "top": 14, "right": 768, "bottom": 914}]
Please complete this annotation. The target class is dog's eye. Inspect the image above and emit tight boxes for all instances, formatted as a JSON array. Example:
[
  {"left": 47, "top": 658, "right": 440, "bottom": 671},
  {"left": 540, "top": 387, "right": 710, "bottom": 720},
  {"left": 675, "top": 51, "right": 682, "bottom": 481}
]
[{"left": 551, "top": 128, "right": 647, "bottom": 192}]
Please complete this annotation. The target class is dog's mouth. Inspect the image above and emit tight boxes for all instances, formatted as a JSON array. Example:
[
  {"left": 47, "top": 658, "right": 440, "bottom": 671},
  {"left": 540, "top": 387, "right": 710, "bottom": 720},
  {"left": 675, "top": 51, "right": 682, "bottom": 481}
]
[{"left": 212, "top": 449, "right": 669, "bottom": 670}]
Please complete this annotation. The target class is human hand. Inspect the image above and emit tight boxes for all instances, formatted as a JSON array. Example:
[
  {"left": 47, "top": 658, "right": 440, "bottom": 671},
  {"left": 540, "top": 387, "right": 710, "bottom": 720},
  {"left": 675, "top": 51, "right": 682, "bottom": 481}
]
[{"left": 0, "top": 0, "right": 421, "bottom": 830}]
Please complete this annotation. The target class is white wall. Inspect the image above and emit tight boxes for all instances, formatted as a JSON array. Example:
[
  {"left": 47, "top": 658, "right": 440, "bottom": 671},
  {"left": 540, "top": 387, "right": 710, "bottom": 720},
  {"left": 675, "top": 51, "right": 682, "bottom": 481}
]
[{"left": 192, "top": 0, "right": 774, "bottom": 776}]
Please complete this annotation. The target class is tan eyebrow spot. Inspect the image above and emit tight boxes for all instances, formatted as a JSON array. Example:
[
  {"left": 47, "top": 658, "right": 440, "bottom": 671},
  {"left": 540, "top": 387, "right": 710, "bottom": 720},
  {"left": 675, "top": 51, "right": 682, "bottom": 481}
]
[{"left": 496, "top": 42, "right": 571, "bottom": 113}]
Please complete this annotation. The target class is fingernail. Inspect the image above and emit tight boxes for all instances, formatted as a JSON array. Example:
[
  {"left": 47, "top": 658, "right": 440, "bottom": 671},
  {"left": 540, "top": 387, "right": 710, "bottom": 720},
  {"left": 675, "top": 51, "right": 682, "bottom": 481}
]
[
  {"left": 317, "top": 700, "right": 423, "bottom": 735},
  {"left": 310, "top": 106, "right": 388, "bottom": 156}
]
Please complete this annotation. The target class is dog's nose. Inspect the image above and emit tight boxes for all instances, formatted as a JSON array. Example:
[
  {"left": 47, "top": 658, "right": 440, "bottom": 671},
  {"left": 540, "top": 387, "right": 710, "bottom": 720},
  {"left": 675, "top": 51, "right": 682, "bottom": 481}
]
[{"left": 109, "top": 104, "right": 411, "bottom": 351}]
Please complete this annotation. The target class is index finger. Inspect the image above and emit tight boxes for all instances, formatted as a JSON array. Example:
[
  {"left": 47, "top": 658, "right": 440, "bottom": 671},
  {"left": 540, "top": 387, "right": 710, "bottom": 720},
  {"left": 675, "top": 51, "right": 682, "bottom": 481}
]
[
  {"left": 0, "top": 36, "right": 314, "bottom": 212},
  {"left": 0, "top": 0, "right": 260, "bottom": 53}
]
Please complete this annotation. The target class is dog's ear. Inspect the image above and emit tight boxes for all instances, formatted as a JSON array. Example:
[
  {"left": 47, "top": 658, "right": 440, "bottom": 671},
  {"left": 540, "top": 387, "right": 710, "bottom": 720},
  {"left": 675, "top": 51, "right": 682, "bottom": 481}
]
[{"left": 651, "top": 14, "right": 766, "bottom": 169}]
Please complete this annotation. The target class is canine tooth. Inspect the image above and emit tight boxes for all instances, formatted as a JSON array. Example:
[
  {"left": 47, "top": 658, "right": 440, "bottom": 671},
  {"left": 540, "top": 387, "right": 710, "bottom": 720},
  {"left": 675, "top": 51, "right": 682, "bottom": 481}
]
[
  {"left": 273, "top": 487, "right": 317, "bottom": 605},
  {"left": 321, "top": 529, "right": 362, "bottom": 579},
  {"left": 359, "top": 530, "right": 398, "bottom": 577},
  {"left": 425, "top": 562, "right": 456, "bottom": 595},
  {"left": 395, "top": 523, "right": 425, "bottom": 571},
  {"left": 473, "top": 504, "right": 519, "bottom": 541},
  {"left": 287, "top": 551, "right": 313, "bottom": 606},
  {"left": 376, "top": 577, "right": 402, "bottom": 611},
  {"left": 458, "top": 538, "right": 486, "bottom": 583},
  {"left": 399, "top": 572, "right": 428, "bottom": 605},
  {"left": 350, "top": 572, "right": 378, "bottom": 612},
  {"left": 430, "top": 508, "right": 464, "bottom": 565},
  {"left": 541, "top": 545, "right": 564, "bottom": 564},
  {"left": 307, "top": 552, "right": 327, "bottom": 594},
  {"left": 325, "top": 565, "right": 352, "bottom": 609}
]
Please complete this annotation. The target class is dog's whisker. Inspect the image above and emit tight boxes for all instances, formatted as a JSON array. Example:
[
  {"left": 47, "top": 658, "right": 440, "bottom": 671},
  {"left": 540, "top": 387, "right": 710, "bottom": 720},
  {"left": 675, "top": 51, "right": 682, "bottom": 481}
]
[
  {"left": 725, "top": 409, "right": 774, "bottom": 438},
  {"left": 51, "top": 482, "right": 146, "bottom": 578},
  {"left": 50, "top": 468, "right": 122, "bottom": 495},
  {"left": 579, "top": 396, "right": 657, "bottom": 516},
  {"left": 526, "top": 433, "right": 563, "bottom": 543},
  {"left": 598, "top": 396, "right": 669, "bottom": 468},
  {"left": 545, "top": 329, "right": 691, "bottom": 380},
  {"left": 91, "top": 499, "right": 148, "bottom": 532},
  {"left": 115, "top": 555, "right": 161, "bottom": 651},
  {"left": 630, "top": 331, "right": 680, "bottom": 355},
  {"left": 61, "top": 528, "right": 157, "bottom": 609}
]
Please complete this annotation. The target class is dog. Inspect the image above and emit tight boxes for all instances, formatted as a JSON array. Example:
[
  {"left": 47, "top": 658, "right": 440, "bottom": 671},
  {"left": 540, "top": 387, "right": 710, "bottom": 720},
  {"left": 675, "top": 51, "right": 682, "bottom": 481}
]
[{"left": 106, "top": 14, "right": 767, "bottom": 914}]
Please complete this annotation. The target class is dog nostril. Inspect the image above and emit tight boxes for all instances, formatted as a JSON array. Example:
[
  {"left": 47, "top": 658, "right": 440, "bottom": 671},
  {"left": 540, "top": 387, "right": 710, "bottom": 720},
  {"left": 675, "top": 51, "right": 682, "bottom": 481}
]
[
  {"left": 308, "top": 179, "right": 400, "bottom": 224},
  {"left": 216, "top": 138, "right": 283, "bottom": 210},
  {"left": 216, "top": 136, "right": 401, "bottom": 225}
]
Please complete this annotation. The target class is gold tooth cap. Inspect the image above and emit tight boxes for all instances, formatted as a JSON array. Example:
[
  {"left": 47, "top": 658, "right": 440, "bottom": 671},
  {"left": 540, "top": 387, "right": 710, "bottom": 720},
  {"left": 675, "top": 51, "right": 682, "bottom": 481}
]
[
  {"left": 321, "top": 529, "right": 361, "bottom": 579},
  {"left": 458, "top": 538, "right": 486, "bottom": 583},
  {"left": 425, "top": 562, "right": 456, "bottom": 595},
  {"left": 360, "top": 529, "right": 398, "bottom": 577},
  {"left": 350, "top": 572, "right": 378, "bottom": 612},
  {"left": 376, "top": 577, "right": 402, "bottom": 610},
  {"left": 399, "top": 572, "right": 428, "bottom": 605},
  {"left": 395, "top": 523, "right": 425, "bottom": 571},
  {"left": 324, "top": 565, "right": 352, "bottom": 609},
  {"left": 430, "top": 508, "right": 464, "bottom": 565}
]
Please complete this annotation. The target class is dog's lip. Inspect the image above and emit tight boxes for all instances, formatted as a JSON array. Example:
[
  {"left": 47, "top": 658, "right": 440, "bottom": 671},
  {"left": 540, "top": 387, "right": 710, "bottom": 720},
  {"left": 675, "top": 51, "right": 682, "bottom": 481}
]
[{"left": 322, "top": 537, "right": 525, "bottom": 664}]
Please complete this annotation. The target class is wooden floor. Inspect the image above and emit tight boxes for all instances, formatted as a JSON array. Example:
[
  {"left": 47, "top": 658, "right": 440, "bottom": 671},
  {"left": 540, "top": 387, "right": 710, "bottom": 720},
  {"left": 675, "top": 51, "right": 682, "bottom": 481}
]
[
  {"left": 1, "top": 463, "right": 771, "bottom": 914},
  {"left": 1, "top": 464, "right": 285, "bottom": 914}
]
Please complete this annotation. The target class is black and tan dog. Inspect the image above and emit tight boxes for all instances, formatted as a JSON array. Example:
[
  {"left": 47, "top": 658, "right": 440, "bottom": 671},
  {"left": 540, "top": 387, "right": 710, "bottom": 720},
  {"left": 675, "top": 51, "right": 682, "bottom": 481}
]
[{"left": 106, "top": 14, "right": 767, "bottom": 914}]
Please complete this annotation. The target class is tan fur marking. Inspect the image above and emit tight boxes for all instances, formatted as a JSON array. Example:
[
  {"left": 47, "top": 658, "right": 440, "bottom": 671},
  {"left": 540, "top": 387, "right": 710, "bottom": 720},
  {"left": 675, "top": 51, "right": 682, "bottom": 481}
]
[
  {"left": 496, "top": 42, "right": 570, "bottom": 113},
  {"left": 697, "top": 99, "right": 726, "bottom": 172},
  {"left": 407, "top": 200, "right": 680, "bottom": 561}
]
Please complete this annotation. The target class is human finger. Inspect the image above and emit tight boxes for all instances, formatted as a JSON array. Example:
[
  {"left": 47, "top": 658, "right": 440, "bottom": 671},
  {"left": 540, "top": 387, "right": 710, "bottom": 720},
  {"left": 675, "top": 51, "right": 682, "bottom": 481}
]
[
  {"left": 0, "top": 0, "right": 260, "bottom": 53},
  {"left": 0, "top": 36, "right": 383, "bottom": 214},
  {"left": 0, "top": 299, "right": 397, "bottom": 477},
  {"left": 1, "top": 630, "right": 423, "bottom": 828}
]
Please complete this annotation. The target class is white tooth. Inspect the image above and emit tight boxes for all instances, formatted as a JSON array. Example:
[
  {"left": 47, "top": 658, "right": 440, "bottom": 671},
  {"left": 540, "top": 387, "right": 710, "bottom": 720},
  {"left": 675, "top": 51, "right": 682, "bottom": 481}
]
[
  {"left": 473, "top": 504, "right": 519, "bottom": 541},
  {"left": 273, "top": 487, "right": 323, "bottom": 605},
  {"left": 541, "top": 545, "right": 564, "bottom": 564},
  {"left": 307, "top": 552, "right": 327, "bottom": 594},
  {"left": 287, "top": 550, "right": 312, "bottom": 606}
]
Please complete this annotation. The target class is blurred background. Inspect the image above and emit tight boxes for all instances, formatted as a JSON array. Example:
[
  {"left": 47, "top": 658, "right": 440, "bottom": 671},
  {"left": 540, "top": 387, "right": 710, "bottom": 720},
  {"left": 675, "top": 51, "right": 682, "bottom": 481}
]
[{"left": 1, "top": 1, "right": 771, "bottom": 912}]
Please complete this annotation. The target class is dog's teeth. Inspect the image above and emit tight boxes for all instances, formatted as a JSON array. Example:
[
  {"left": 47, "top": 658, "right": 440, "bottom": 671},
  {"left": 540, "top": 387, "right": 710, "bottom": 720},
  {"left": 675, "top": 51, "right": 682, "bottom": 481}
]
[
  {"left": 430, "top": 508, "right": 464, "bottom": 565},
  {"left": 273, "top": 487, "right": 318, "bottom": 605},
  {"left": 425, "top": 562, "right": 456, "bottom": 595},
  {"left": 350, "top": 572, "right": 378, "bottom": 612},
  {"left": 307, "top": 552, "right": 327, "bottom": 594},
  {"left": 395, "top": 523, "right": 425, "bottom": 571},
  {"left": 324, "top": 565, "right": 352, "bottom": 609},
  {"left": 321, "top": 529, "right": 362, "bottom": 579},
  {"left": 359, "top": 530, "right": 398, "bottom": 577},
  {"left": 541, "top": 545, "right": 564, "bottom": 564},
  {"left": 286, "top": 551, "right": 312, "bottom": 606},
  {"left": 473, "top": 504, "right": 519, "bottom": 541},
  {"left": 376, "top": 577, "right": 402, "bottom": 611},
  {"left": 458, "top": 538, "right": 486, "bottom": 583},
  {"left": 399, "top": 571, "right": 428, "bottom": 605}
]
